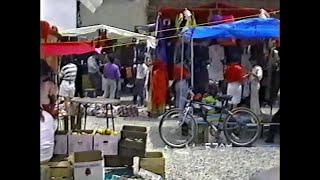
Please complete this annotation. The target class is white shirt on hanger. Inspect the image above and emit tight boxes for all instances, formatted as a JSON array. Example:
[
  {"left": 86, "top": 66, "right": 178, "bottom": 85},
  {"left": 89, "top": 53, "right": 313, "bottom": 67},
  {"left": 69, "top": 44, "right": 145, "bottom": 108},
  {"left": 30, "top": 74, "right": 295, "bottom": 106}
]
[
  {"left": 208, "top": 45, "right": 225, "bottom": 81},
  {"left": 241, "top": 47, "right": 253, "bottom": 74}
]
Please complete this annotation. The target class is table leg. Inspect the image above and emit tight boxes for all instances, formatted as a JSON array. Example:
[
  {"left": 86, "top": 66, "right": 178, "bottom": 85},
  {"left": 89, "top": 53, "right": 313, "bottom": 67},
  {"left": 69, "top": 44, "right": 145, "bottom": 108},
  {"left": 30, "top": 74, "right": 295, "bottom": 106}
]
[
  {"left": 84, "top": 104, "right": 88, "bottom": 130},
  {"left": 110, "top": 104, "right": 115, "bottom": 131},
  {"left": 106, "top": 104, "right": 109, "bottom": 128},
  {"left": 76, "top": 103, "right": 81, "bottom": 130}
]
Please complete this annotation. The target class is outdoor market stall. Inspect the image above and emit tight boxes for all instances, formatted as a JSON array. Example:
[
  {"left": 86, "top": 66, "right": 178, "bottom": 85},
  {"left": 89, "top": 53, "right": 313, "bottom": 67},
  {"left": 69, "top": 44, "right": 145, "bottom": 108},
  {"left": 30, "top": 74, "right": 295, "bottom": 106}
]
[{"left": 180, "top": 17, "right": 280, "bottom": 99}]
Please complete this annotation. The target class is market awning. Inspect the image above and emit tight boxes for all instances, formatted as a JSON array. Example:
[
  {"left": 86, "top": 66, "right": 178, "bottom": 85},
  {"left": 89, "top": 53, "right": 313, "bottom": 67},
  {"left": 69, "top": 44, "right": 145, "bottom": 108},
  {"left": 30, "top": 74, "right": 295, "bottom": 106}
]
[
  {"left": 182, "top": 18, "right": 280, "bottom": 39},
  {"left": 41, "top": 42, "right": 96, "bottom": 56},
  {"left": 61, "top": 24, "right": 156, "bottom": 48}
]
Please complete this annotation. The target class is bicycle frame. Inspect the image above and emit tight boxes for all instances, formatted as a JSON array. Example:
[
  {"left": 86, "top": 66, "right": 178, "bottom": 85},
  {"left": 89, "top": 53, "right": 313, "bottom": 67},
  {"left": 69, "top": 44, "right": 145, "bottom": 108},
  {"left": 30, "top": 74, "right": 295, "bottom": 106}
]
[{"left": 183, "top": 100, "right": 239, "bottom": 131}]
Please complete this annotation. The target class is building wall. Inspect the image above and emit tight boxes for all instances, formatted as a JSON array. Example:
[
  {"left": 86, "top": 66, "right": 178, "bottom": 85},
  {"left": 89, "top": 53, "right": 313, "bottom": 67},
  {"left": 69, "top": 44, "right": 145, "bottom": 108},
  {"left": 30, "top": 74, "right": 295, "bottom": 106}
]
[
  {"left": 147, "top": 0, "right": 280, "bottom": 22},
  {"left": 79, "top": 0, "right": 279, "bottom": 30},
  {"left": 80, "top": 0, "right": 149, "bottom": 31}
]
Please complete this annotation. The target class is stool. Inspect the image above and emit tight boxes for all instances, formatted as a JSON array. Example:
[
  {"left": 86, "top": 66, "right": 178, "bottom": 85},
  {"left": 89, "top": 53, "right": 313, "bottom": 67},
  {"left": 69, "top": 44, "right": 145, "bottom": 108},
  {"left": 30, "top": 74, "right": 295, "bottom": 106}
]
[{"left": 84, "top": 88, "right": 96, "bottom": 98}]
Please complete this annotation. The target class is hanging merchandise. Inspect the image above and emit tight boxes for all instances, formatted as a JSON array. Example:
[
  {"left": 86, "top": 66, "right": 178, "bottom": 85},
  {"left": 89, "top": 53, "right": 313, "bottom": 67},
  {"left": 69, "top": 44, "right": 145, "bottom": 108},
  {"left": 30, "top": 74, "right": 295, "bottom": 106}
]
[
  {"left": 208, "top": 15, "right": 223, "bottom": 24},
  {"left": 208, "top": 43, "right": 225, "bottom": 81},
  {"left": 175, "top": 8, "right": 197, "bottom": 31},
  {"left": 241, "top": 46, "right": 252, "bottom": 100},
  {"left": 155, "top": 13, "right": 175, "bottom": 63},
  {"left": 150, "top": 60, "right": 168, "bottom": 116},
  {"left": 259, "top": 8, "right": 271, "bottom": 19},
  {"left": 241, "top": 46, "right": 253, "bottom": 74}
]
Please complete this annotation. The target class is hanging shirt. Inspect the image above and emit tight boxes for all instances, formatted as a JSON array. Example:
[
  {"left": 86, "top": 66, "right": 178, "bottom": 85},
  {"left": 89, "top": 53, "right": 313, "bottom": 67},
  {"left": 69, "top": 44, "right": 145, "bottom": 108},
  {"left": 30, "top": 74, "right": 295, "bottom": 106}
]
[
  {"left": 208, "top": 45, "right": 225, "bottom": 81},
  {"left": 241, "top": 47, "right": 253, "bottom": 74}
]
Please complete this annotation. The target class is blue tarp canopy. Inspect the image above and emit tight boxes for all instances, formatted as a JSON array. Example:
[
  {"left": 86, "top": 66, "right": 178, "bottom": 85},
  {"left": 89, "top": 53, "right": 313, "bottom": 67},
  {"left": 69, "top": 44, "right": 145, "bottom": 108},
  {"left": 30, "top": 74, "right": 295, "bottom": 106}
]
[{"left": 182, "top": 18, "right": 280, "bottom": 39}]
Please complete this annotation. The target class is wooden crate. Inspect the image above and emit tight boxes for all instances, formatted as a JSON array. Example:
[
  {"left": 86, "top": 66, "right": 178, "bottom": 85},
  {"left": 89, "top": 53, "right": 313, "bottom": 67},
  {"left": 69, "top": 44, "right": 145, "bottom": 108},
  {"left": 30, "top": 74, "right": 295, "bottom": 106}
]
[{"left": 140, "top": 152, "right": 165, "bottom": 176}]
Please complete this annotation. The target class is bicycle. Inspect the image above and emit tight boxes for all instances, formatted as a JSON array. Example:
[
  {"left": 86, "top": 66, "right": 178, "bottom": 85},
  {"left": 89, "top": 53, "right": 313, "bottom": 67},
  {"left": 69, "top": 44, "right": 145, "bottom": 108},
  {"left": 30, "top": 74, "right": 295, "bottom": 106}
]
[{"left": 159, "top": 88, "right": 262, "bottom": 148}]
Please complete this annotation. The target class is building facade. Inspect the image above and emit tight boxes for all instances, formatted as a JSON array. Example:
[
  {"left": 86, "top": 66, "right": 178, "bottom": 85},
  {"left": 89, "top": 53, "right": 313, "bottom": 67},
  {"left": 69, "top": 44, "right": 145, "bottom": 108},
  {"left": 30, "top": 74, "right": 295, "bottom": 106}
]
[{"left": 79, "top": 0, "right": 279, "bottom": 30}]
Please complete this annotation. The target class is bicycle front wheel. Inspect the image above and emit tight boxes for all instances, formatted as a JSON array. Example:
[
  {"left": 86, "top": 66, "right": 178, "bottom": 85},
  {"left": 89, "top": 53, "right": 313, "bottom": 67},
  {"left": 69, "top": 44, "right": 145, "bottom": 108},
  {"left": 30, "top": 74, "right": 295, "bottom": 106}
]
[
  {"left": 223, "top": 107, "right": 261, "bottom": 147},
  {"left": 159, "top": 108, "right": 197, "bottom": 148}
]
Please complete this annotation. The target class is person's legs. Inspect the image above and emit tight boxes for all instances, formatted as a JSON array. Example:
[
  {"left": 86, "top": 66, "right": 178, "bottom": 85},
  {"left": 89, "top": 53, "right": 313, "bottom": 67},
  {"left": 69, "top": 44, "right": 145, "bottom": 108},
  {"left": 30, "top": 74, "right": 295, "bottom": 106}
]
[
  {"left": 227, "top": 82, "right": 241, "bottom": 109},
  {"left": 109, "top": 79, "right": 117, "bottom": 99},
  {"left": 88, "top": 73, "right": 96, "bottom": 89},
  {"left": 136, "top": 79, "right": 145, "bottom": 106},
  {"left": 132, "top": 79, "right": 140, "bottom": 105},
  {"left": 94, "top": 72, "right": 102, "bottom": 95},
  {"left": 103, "top": 78, "right": 111, "bottom": 98},
  {"left": 250, "top": 81, "right": 261, "bottom": 115}
]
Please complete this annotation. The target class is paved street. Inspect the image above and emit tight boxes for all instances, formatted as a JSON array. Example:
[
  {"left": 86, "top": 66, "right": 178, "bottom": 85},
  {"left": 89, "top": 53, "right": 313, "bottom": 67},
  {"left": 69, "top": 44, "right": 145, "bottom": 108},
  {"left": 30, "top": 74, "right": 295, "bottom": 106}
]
[{"left": 84, "top": 113, "right": 279, "bottom": 180}]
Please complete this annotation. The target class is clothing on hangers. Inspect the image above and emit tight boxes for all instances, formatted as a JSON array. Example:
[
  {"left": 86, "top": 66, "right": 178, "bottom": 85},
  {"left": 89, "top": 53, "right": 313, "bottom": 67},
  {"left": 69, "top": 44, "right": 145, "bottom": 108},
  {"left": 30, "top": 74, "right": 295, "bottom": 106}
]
[{"left": 208, "top": 44, "right": 224, "bottom": 81}]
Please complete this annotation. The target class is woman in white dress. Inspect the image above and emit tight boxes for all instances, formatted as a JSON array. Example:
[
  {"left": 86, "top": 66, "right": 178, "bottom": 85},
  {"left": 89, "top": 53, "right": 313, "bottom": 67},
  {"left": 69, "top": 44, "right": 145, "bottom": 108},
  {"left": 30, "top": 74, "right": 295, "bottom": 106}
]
[{"left": 250, "top": 60, "right": 263, "bottom": 115}]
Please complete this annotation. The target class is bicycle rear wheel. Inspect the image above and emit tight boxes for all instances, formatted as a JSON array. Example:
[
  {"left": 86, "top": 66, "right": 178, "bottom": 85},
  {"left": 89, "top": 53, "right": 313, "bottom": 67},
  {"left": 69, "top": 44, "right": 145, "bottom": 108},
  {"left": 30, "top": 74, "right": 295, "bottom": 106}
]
[
  {"left": 159, "top": 108, "right": 197, "bottom": 148},
  {"left": 223, "top": 107, "right": 261, "bottom": 147}
]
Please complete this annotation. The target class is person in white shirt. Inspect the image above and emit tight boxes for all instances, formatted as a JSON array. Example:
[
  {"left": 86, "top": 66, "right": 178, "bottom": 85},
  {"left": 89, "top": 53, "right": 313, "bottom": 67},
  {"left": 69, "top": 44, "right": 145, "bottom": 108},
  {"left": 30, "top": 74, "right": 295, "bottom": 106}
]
[
  {"left": 40, "top": 107, "right": 57, "bottom": 163},
  {"left": 87, "top": 52, "right": 102, "bottom": 94},
  {"left": 133, "top": 59, "right": 149, "bottom": 106},
  {"left": 59, "top": 58, "right": 78, "bottom": 116},
  {"left": 250, "top": 60, "right": 263, "bottom": 115}
]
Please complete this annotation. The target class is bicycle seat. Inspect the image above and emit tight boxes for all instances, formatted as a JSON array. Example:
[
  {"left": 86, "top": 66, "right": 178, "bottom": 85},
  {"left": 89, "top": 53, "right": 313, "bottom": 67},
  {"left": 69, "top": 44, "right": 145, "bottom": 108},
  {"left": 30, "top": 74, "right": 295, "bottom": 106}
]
[{"left": 217, "top": 95, "right": 233, "bottom": 101}]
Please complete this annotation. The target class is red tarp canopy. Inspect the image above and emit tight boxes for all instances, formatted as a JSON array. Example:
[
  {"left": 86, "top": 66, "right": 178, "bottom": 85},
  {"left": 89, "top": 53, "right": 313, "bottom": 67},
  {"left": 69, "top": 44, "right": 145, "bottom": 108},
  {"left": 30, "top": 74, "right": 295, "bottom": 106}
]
[
  {"left": 41, "top": 42, "right": 95, "bottom": 56},
  {"left": 159, "top": 2, "right": 276, "bottom": 24}
]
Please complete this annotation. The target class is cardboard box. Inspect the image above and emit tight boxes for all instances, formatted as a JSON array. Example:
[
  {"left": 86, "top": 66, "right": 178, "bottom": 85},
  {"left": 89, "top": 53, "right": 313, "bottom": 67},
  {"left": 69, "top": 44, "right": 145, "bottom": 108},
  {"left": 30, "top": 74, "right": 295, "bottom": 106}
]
[
  {"left": 104, "top": 155, "right": 133, "bottom": 167},
  {"left": 54, "top": 130, "right": 69, "bottom": 155},
  {"left": 48, "top": 161, "right": 73, "bottom": 179},
  {"left": 70, "top": 150, "right": 104, "bottom": 180},
  {"left": 68, "top": 130, "right": 94, "bottom": 154},
  {"left": 140, "top": 152, "right": 165, "bottom": 176},
  {"left": 121, "top": 125, "right": 147, "bottom": 140},
  {"left": 93, "top": 134, "right": 120, "bottom": 155},
  {"left": 118, "top": 139, "right": 146, "bottom": 158}
]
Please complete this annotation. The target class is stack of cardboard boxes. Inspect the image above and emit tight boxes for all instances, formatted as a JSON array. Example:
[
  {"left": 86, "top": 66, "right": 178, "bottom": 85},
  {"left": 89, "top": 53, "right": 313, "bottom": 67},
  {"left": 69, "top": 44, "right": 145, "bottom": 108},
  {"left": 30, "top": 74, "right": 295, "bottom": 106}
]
[{"left": 43, "top": 125, "right": 165, "bottom": 180}]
